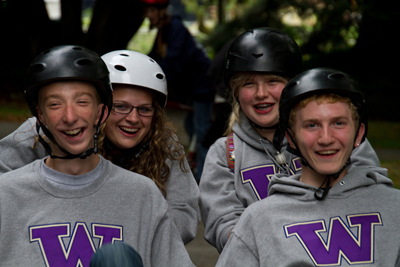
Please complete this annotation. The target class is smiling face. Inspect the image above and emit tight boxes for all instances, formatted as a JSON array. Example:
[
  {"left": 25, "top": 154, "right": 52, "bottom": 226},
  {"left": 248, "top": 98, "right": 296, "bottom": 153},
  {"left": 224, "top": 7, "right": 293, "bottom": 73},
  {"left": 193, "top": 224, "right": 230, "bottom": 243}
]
[
  {"left": 104, "top": 84, "right": 154, "bottom": 150},
  {"left": 237, "top": 73, "right": 287, "bottom": 129},
  {"left": 37, "top": 81, "right": 104, "bottom": 157},
  {"left": 289, "top": 97, "right": 365, "bottom": 186}
]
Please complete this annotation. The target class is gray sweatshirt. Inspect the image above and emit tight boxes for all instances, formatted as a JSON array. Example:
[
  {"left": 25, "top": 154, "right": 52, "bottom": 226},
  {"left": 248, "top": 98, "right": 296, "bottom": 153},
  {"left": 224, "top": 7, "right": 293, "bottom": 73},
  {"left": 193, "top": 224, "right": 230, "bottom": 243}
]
[
  {"left": 216, "top": 166, "right": 400, "bottom": 266},
  {"left": 199, "top": 111, "right": 381, "bottom": 252},
  {"left": 0, "top": 157, "right": 195, "bottom": 267},
  {"left": 0, "top": 117, "right": 200, "bottom": 245}
]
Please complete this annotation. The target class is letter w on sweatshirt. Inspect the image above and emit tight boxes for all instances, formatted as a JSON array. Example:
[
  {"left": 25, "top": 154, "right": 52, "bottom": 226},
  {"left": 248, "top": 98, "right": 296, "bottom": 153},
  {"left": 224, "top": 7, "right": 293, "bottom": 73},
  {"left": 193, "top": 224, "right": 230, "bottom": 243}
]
[
  {"left": 284, "top": 213, "right": 382, "bottom": 266},
  {"left": 29, "top": 222, "right": 123, "bottom": 267}
]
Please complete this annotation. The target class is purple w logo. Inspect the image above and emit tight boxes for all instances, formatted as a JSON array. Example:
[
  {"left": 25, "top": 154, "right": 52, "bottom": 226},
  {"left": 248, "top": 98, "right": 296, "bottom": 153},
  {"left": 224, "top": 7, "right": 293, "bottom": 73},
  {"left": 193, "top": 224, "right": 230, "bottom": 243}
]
[
  {"left": 241, "top": 157, "right": 301, "bottom": 200},
  {"left": 29, "top": 222, "right": 123, "bottom": 267},
  {"left": 284, "top": 213, "right": 382, "bottom": 266}
]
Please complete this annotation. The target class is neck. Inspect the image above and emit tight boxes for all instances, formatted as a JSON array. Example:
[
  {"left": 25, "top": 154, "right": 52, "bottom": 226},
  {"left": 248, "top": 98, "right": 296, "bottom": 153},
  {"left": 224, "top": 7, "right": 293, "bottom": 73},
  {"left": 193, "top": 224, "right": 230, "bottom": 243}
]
[
  {"left": 254, "top": 127, "right": 276, "bottom": 143},
  {"left": 45, "top": 154, "right": 100, "bottom": 175},
  {"left": 299, "top": 166, "right": 348, "bottom": 188}
]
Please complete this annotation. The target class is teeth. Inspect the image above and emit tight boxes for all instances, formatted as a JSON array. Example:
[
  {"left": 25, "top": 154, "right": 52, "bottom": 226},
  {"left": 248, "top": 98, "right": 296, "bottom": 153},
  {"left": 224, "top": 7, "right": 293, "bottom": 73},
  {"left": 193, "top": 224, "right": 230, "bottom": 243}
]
[
  {"left": 120, "top": 127, "right": 138, "bottom": 133},
  {"left": 255, "top": 104, "right": 273, "bottom": 110},
  {"left": 318, "top": 150, "right": 336, "bottom": 155},
  {"left": 64, "top": 129, "right": 82, "bottom": 135}
]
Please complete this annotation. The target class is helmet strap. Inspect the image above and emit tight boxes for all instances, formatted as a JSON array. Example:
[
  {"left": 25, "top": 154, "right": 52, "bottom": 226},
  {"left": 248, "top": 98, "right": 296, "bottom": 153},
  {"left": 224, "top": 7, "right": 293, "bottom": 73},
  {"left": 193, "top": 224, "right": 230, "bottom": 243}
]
[{"left": 313, "top": 158, "right": 351, "bottom": 201}]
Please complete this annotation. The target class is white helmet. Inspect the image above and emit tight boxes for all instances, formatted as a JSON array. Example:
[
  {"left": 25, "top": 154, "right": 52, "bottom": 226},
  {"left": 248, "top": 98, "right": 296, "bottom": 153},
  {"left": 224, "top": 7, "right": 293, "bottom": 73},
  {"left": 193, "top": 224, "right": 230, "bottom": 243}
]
[{"left": 101, "top": 50, "right": 168, "bottom": 107}]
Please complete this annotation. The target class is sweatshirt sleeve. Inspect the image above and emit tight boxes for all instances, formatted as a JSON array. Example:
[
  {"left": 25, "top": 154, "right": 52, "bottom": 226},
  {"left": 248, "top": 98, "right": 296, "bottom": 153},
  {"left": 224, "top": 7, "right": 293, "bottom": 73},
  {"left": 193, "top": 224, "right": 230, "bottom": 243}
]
[
  {"left": 150, "top": 208, "right": 196, "bottom": 267},
  {"left": 199, "top": 137, "right": 246, "bottom": 252},
  {"left": 348, "top": 138, "right": 380, "bottom": 171},
  {"left": 0, "top": 117, "right": 48, "bottom": 175},
  {"left": 165, "top": 155, "right": 200, "bottom": 245},
  {"left": 216, "top": 230, "right": 259, "bottom": 267}
]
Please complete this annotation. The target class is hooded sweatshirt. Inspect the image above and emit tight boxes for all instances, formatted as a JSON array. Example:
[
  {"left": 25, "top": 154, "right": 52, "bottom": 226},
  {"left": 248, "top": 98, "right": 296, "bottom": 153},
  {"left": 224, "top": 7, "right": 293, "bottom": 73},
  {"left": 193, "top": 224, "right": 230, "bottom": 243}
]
[
  {"left": 199, "top": 111, "right": 381, "bottom": 252},
  {"left": 216, "top": 166, "right": 400, "bottom": 266},
  {"left": 0, "top": 117, "right": 200, "bottom": 245}
]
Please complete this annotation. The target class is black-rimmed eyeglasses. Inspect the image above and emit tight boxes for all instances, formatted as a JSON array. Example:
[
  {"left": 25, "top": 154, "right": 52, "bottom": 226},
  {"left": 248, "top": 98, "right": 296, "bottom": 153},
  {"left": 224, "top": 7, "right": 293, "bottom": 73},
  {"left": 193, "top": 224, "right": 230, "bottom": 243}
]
[{"left": 112, "top": 103, "right": 155, "bottom": 117}]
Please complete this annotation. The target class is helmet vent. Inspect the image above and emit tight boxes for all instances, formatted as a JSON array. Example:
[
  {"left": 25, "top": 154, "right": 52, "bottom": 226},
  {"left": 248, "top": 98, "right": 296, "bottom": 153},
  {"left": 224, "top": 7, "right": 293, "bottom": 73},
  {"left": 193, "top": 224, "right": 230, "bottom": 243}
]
[
  {"left": 72, "top": 47, "right": 83, "bottom": 51},
  {"left": 115, "top": 65, "right": 127, "bottom": 72},
  {"left": 252, "top": 53, "right": 263, "bottom": 58},
  {"left": 149, "top": 58, "right": 155, "bottom": 63},
  {"left": 120, "top": 53, "right": 129, "bottom": 57},
  {"left": 156, "top": 73, "right": 164, "bottom": 80},
  {"left": 75, "top": 58, "right": 92, "bottom": 66},
  {"left": 30, "top": 63, "right": 46, "bottom": 73}
]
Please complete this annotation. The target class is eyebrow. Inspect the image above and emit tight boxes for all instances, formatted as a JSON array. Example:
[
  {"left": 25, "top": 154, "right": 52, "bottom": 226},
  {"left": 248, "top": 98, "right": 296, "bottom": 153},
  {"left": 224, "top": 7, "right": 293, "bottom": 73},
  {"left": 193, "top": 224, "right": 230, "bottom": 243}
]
[
  {"left": 44, "top": 92, "right": 95, "bottom": 101},
  {"left": 302, "top": 116, "right": 350, "bottom": 124}
]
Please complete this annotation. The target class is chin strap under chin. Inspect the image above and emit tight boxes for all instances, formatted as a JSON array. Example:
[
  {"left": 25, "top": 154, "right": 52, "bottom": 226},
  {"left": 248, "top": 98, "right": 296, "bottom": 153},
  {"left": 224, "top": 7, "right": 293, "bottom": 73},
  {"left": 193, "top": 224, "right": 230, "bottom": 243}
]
[{"left": 314, "top": 158, "right": 351, "bottom": 201}]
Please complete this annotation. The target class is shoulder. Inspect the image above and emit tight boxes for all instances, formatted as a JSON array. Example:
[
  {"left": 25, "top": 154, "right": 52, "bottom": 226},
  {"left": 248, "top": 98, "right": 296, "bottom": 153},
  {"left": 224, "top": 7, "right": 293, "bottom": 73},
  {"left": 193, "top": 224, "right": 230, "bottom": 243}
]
[
  {"left": 0, "top": 160, "right": 40, "bottom": 186},
  {"left": 211, "top": 136, "right": 228, "bottom": 151},
  {"left": 102, "top": 158, "right": 165, "bottom": 196},
  {"left": 166, "top": 15, "right": 190, "bottom": 35}
]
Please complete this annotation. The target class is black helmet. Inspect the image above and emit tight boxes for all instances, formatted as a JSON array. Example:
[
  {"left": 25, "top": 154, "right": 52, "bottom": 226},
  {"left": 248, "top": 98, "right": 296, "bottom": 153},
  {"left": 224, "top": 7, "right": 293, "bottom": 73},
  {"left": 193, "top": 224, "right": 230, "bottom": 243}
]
[
  {"left": 25, "top": 45, "right": 113, "bottom": 160},
  {"left": 25, "top": 45, "right": 113, "bottom": 119},
  {"left": 224, "top": 27, "right": 302, "bottom": 88},
  {"left": 279, "top": 67, "right": 368, "bottom": 150}
]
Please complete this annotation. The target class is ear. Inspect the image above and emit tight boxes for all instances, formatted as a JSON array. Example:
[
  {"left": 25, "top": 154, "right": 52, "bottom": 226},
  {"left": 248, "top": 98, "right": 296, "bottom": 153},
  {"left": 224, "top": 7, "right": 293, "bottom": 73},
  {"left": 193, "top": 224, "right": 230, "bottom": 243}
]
[
  {"left": 96, "top": 104, "right": 108, "bottom": 125},
  {"left": 36, "top": 106, "right": 46, "bottom": 126},
  {"left": 285, "top": 130, "right": 297, "bottom": 149},
  {"left": 354, "top": 123, "right": 366, "bottom": 148}
]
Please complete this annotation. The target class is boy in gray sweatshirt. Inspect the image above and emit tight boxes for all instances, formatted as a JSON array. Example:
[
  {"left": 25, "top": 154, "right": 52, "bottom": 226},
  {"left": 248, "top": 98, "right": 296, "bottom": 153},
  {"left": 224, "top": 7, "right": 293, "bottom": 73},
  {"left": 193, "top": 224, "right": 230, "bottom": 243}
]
[
  {"left": 0, "top": 45, "right": 194, "bottom": 267},
  {"left": 216, "top": 68, "right": 400, "bottom": 266}
]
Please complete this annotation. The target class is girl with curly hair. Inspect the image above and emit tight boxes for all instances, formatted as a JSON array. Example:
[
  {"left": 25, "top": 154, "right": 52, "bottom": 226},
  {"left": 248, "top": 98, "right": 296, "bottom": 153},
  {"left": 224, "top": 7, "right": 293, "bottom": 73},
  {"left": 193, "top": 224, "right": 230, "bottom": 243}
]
[{"left": 100, "top": 50, "right": 200, "bottom": 244}]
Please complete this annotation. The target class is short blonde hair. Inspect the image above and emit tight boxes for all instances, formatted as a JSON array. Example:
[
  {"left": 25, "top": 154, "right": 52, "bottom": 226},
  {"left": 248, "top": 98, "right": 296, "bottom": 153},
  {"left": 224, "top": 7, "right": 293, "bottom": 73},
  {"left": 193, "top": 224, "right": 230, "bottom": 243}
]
[
  {"left": 224, "top": 72, "right": 289, "bottom": 135},
  {"left": 288, "top": 93, "right": 360, "bottom": 135}
]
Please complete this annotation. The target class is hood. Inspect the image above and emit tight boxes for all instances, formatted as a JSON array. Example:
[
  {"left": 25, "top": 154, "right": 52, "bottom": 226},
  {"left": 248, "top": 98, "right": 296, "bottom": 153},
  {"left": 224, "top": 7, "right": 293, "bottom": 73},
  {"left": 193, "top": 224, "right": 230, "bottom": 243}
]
[
  {"left": 232, "top": 111, "right": 288, "bottom": 152},
  {"left": 268, "top": 166, "right": 392, "bottom": 201}
]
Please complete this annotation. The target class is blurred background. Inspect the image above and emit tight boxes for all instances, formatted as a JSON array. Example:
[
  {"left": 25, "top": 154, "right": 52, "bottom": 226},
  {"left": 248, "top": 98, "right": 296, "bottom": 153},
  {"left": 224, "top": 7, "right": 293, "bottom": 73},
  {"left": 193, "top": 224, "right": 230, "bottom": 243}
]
[{"left": 0, "top": 0, "right": 399, "bottom": 121}]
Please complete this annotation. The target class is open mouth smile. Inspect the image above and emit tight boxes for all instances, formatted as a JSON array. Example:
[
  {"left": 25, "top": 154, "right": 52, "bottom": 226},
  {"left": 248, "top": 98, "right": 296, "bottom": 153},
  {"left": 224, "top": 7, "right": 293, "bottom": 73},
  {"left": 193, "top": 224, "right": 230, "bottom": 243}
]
[
  {"left": 63, "top": 128, "right": 83, "bottom": 137},
  {"left": 316, "top": 150, "right": 338, "bottom": 156},
  {"left": 119, "top": 126, "right": 139, "bottom": 134},
  {"left": 254, "top": 103, "right": 274, "bottom": 111}
]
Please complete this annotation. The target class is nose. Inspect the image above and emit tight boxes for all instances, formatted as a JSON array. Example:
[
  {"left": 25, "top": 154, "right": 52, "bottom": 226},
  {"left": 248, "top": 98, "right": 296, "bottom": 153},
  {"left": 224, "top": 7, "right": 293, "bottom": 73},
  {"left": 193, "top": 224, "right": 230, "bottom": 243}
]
[
  {"left": 255, "top": 83, "right": 269, "bottom": 99},
  {"left": 318, "top": 125, "right": 334, "bottom": 145},
  {"left": 63, "top": 105, "right": 78, "bottom": 124},
  {"left": 125, "top": 108, "right": 140, "bottom": 123}
]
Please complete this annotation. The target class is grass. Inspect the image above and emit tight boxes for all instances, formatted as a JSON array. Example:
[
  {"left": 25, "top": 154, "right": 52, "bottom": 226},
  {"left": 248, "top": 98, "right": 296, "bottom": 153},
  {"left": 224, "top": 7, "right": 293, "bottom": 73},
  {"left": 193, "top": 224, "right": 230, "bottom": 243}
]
[{"left": 0, "top": 98, "right": 399, "bottom": 187}]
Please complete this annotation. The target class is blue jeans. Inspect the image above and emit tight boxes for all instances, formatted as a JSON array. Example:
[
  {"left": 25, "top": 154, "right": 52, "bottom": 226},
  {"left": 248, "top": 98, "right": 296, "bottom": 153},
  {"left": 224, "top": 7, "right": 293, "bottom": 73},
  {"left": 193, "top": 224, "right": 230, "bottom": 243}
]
[
  {"left": 185, "top": 100, "right": 213, "bottom": 181},
  {"left": 90, "top": 242, "right": 143, "bottom": 267}
]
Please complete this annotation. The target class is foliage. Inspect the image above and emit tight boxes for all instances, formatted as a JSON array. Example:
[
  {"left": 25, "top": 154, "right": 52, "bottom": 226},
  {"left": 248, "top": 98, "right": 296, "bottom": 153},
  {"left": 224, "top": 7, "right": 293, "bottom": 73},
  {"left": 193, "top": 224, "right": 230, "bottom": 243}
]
[
  {"left": 367, "top": 121, "right": 400, "bottom": 149},
  {"left": 382, "top": 160, "right": 400, "bottom": 189}
]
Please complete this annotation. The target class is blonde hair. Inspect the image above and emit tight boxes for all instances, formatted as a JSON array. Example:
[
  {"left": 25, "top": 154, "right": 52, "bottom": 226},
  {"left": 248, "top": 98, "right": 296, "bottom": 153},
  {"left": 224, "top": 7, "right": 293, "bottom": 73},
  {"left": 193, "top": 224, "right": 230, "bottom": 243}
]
[
  {"left": 224, "top": 72, "right": 289, "bottom": 135},
  {"left": 98, "top": 101, "right": 188, "bottom": 197},
  {"left": 288, "top": 93, "right": 360, "bottom": 135}
]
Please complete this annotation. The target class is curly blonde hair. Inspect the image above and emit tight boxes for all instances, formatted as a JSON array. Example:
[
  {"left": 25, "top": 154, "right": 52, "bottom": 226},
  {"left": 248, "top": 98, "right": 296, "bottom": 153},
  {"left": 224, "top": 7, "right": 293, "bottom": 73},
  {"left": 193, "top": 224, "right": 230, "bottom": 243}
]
[{"left": 98, "top": 101, "right": 188, "bottom": 197}]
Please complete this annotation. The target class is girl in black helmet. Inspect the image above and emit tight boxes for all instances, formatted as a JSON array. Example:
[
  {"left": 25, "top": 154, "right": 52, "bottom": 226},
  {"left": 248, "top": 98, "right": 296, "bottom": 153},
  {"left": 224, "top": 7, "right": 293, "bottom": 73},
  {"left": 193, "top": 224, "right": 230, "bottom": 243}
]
[
  {"left": 0, "top": 45, "right": 195, "bottom": 267},
  {"left": 216, "top": 68, "right": 400, "bottom": 266},
  {"left": 199, "top": 28, "right": 381, "bottom": 253}
]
